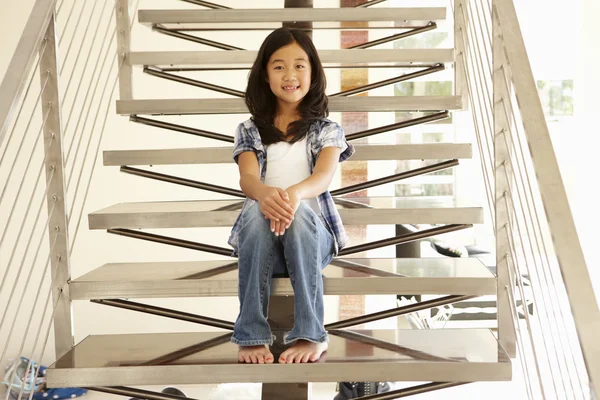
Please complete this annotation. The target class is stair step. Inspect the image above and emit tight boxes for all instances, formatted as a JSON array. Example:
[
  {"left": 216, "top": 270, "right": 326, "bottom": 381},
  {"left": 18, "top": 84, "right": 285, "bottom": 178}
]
[
  {"left": 129, "top": 49, "right": 454, "bottom": 68},
  {"left": 103, "top": 143, "right": 472, "bottom": 166},
  {"left": 138, "top": 8, "right": 447, "bottom": 27},
  {"left": 46, "top": 328, "right": 510, "bottom": 387},
  {"left": 116, "top": 96, "right": 464, "bottom": 115},
  {"left": 88, "top": 198, "right": 484, "bottom": 229},
  {"left": 70, "top": 258, "right": 495, "bottom": 300}
]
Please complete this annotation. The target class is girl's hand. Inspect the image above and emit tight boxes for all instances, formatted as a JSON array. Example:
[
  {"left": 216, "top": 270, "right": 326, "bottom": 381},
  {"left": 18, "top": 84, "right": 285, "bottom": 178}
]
[
  {"left": 267, "top": 187, "right": 301, "bottom": 235},
  {"left": 257, "top": 186, "right": 295, "bottom": 222},
  {"left": 270, "top": 219, "right": 287, "bottom": 236}
]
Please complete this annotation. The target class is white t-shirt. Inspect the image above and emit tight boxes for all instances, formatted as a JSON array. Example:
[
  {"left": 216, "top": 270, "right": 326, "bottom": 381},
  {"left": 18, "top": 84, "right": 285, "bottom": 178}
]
[{"left": 264, "top": 136, "right": 320, "bottom": 215}]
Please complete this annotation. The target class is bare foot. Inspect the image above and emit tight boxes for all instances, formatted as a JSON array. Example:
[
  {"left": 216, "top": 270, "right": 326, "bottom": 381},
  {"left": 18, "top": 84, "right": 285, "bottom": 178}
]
[
  {"left": 238, "top": 345, "right": 274, "bottom": 364},
  {"left": 279, "top": 340, "right": 328, "bottom": 364}
]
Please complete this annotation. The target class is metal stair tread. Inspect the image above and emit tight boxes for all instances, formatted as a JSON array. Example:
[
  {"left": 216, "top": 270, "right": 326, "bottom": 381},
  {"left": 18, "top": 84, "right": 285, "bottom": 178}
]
[
  {"left": 129, "top": 49, "right": 455, "bottom": 68},
  {"left": 70, "top": 258, "right": 495, "bottom": 299},
  {"left": 103, "top": 143, "right": 473, "bottom": 166},
  {"left": 46, "top": 328, "right": 510, "bottom": 387},
  {"left": 116, "top": 96, "right": 465, "bottom": 115},
  {"left": 138, "top": 8, "right": 447, "bottom": 25},
  {"left": 88, "top": 197, "right": 484, "bottom": 229}
]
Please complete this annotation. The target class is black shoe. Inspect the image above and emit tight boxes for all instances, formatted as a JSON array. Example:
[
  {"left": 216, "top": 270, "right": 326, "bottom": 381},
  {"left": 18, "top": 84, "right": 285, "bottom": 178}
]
[{"left": 162, "top": 387, "right": 187, "bottom": 397}]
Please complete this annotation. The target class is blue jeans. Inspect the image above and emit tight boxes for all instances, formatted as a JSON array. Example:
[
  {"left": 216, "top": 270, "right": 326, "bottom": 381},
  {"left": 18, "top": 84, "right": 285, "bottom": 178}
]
[{"left": 231, "top": 201, "right": 335, "bottom": 346}]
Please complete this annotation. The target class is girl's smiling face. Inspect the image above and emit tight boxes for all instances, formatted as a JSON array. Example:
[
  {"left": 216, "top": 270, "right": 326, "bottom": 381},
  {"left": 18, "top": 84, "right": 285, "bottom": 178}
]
[{"left": 266, "top": 41, "right": 312, "bottom": 110}]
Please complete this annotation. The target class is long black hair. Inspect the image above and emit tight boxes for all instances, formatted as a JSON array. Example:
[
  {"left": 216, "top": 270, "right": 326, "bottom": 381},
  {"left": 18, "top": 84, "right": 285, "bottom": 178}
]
[{"left": 245, "top": 28, "right": 328, "bottom": 145}]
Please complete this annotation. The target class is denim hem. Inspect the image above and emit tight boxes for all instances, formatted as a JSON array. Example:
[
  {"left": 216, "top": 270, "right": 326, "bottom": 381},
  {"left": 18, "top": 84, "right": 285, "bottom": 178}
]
[
  {"left": 283, "top": 332, "right": 329, "bottom": 346},
  {"left": 231, "top": 335, "right": 275, "bottom": 346}
]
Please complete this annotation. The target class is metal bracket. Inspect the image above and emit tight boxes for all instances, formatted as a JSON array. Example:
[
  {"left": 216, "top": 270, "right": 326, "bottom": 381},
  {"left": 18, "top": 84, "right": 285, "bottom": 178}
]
[
  {"left": 349, "top": 22, "right": 437, "bottom": 49},
  {"left": 144, "top": 66, "right": 245, "bottom": 97},
  {"left": 152, "top": 25, "right": 244, "bottom": 50},
  {"left": 118, "top": 159, "right": 458, "bottom": 198},
  {"left": 129, "top": 115, "right": 234, "bottom": 143},
  {"left": 330, "top": 64, "right": 445, "bottom": 97},
  {"left": 326, "top": 294, "right": 476, "bottom": 329},
  {"left": 107, "top": 223, "right": 472, "bottom": 257},
  {"left": 179, "top": 0, "right": 231, "bottom": 9}
]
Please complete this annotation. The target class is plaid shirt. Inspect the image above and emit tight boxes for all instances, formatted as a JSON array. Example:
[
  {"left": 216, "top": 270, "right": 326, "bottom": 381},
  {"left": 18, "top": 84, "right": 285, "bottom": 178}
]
[{"left": 227, "top": 118, "right": 355, "bottom": 256}]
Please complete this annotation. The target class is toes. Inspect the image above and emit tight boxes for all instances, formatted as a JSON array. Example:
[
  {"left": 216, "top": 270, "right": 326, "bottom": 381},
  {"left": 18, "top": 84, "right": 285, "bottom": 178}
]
[
  {"left": 250, "top": 354, "right": 259, "bottom": 364},
  {"left": 257, "top": 355, "right": 265, "bottom": 364},
  {"left": 243, "top": 354, "right": 251, "bottom": 363},
  {"left": 238, "top": 354, "right": 245, "bottom": 363},
  {"left": 301, "top": 353, "right": 311, "bottom": 363},
  {"left": 265, "top": 354, "right": 274, "bottom": 364}
]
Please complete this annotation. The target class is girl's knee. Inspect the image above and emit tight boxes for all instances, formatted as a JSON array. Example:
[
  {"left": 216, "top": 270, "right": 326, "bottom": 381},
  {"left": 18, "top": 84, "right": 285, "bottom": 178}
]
[{"left": 286, "top": 203, "right": 317, "bottom": 237}]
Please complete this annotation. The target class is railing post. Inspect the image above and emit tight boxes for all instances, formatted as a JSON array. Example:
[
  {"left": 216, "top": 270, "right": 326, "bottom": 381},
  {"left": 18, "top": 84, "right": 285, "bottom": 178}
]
[
  {"left": 39, "top": 14, "right": 74, "bottom": 359},
  {"left": 492, "top": 0, "right": 517, "bottom": 358},
  {"left": 116, "top": 0, "right": 133, "bottom": 100}
]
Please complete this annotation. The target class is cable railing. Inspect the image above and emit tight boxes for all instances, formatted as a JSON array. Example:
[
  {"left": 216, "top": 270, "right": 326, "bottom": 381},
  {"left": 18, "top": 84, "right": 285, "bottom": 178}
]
[
  {"left": 456, "top": 0, "right": 598, "bottom": 398},
  {"left": 0, "top": 1, "right": 136, "bottom": 399}
]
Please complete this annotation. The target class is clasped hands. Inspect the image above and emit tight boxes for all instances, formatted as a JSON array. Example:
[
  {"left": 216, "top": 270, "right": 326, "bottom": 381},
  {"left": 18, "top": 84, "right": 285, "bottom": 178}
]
[{"left": 257, "top": 185, "right": 301, "bottom": 236}]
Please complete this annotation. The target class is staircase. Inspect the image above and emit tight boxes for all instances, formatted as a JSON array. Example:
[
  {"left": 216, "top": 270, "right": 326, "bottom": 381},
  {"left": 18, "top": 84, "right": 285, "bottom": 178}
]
[
  {"left": 2, "top": 1, "right": 596, "bottom": 400},
  {"left": 42, "top": 2, "right": 512, "bottom": 398}
]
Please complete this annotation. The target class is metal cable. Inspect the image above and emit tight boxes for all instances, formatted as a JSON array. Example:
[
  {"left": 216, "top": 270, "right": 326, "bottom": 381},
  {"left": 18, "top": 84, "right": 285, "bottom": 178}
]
[
  {"left": 65, "top": 10, "right": 117, "bottom": 165},
  {"left": 457, "top": 51, "right": 495, "bottom": 227},
  {"left": 67, "top": 63, "right": 116, "bottom": 222},
  {"left": 0, "top": 73, "right": 50, "bottom": 207},
  {"left": 65, "top": 46, "right": 116, "bottom": 191},
  {"left": 0, "top": 139, "right": 55, "bottom": 333},
  {"left": 457, "top": 44, "right": 495, "bottom": 214},
  {"left": 503, "top": 224, "right": 547, "bottom": 399},
  {"left": 502, "top": 194, "right": 557, "bottom": 399},
  {"left": 56, "top": 0, "right": 64, "bottom": 15},
  {"left": 500, "top": 99, "right": 581, "bottom": 399},
  {"left": 62, "top": 3, "right": 114, "bottom": 140},
  {"left": 0, "top": 40, "right": 48, "bottom": 170},
  {"left": 6, "top": 230, "right": 59, "bottom": 400},
  {"left": 472, "top": 0, "right": 492, "bottom": 48},
  {"left": 503, "top": 280, "right": 536, "bottom": 400},
  {"left": 58, "top": 0, "right": 89, "bottom": 76},
  {"left": 23, "top": 285, "right": 63, "bottom": 400},
  {"left": 458, "top": 20, "right": 494, "bottom": 140},
  {"left": 59, "top": 0, "right": 105, "bottom": 103},
  {"left": 460, "top": 2, "right": 493, "bottom": 80},
  {"left": 0, "top": 197, "right": 57, "bottom": 364},
  {"left": 69, "top": 0, "right": 140, "bottom": 251},
  {"left": 504, "top": 284, "right": 536, "bottom": 399},
  {"left": 458, "top": 45, "right": 494, "bottom": 182},
  {"left": 58, "top": 0, "right": 78, "bottom": 46},
  {"left": 499, "top": 66, "right": 587, "bottom": 395},
  {"left": 457, "top": 28, "right": 495, "bottom": 178},
  {"left": 70, "top": 73, "right": 117, "bottom": 251},
  {"left": 460, "top": 11, "right": 494, "bottom": 119},
  {"left": 66, "top": 0, "right": 137, "bottom": 189},
  {"left": 466, "top": 0, "right": 492, "bottom": 64},
  {"left": 6, "top": 238, "right": 60, "bottom": 400},
  {"left": 0, "top": 105, "right": 52, "bottom": 262}
]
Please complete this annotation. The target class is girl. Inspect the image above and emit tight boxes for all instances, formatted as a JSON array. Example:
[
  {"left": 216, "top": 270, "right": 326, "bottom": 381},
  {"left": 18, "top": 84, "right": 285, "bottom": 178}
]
[{"left": 228, "top": 27, "right": 354, "bottom": 364}]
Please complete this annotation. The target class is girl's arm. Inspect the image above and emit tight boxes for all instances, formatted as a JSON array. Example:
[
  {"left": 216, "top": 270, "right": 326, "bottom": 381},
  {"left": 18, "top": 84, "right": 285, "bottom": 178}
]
[
  {"left": 287, "top": 147, "right": 342, "bottom": 201},
  {"left": 238, "top": 151, "right": 294, "bottom": 222}
]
